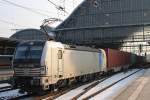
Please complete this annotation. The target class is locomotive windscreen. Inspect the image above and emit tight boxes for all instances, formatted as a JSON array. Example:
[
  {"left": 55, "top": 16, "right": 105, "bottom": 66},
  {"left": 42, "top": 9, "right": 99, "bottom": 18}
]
[
  {"left": 13, "top": 41, "right": 45, "bottom": 68},
  {"left": 15, "top": 46, "right": 43, "bottom": 59}
]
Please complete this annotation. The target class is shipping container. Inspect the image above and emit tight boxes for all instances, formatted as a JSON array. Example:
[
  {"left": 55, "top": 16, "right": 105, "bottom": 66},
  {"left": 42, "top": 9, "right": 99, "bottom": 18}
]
[
  {"left": 131, "top": 54, "right": 137, "bottom": 65},
  {"left": 104, "top": 48, "right": 131, "bottom": 71}
]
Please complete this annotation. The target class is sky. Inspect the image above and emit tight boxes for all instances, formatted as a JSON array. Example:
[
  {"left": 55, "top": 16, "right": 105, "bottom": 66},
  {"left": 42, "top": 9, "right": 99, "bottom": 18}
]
[{"left": 0, "top": 0, "right": 84, "bottom": 37}]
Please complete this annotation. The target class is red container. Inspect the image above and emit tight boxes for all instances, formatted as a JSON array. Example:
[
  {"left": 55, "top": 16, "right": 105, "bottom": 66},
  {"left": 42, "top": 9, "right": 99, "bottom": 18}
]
[{"left": 104, "top": 48, "right": 131, "bottom": 71}]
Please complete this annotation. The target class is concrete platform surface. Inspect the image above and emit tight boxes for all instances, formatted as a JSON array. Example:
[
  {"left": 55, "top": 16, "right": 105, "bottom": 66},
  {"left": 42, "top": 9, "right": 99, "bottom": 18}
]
[{"left": 114, "top": 68, "right": 150, "bottom": 100}]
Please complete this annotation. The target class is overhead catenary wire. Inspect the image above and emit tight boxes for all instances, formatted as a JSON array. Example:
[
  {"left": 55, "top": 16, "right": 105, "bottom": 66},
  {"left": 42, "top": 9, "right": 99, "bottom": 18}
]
[
  {"left": 0, "top": 19, "right": 29, "bottom": 28},
  {"left": 47, "top": 0, "right": 58, "bottom": 8},
  {"left": 0, "top": 0, "right": 79, "bottom": 29},
  {"left": 1, "top": 0, "right": 52, "bottom": 17},
  {"left": 0, "top": 1, "right": 57, "bottom": 15},
  {"left": 47, "top": 0, "right": 68, "bottom": 14}
]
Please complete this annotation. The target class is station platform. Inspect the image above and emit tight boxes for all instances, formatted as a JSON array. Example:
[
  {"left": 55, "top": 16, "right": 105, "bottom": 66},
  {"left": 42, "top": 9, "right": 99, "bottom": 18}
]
[{"left": 114, "top": 68, "right": 150, "bottom": 100}]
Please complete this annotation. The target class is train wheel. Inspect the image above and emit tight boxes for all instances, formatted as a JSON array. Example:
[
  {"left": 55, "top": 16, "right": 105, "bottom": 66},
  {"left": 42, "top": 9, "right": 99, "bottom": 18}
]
[
  {"left": 57, "top": 80, "right": 68, "bottom": 88},
  {"left": 81, "top": 76, "right": 88, "bottom": 83},
  {"left": 52, "top": 84, "right": 58, "bottom": 92}
]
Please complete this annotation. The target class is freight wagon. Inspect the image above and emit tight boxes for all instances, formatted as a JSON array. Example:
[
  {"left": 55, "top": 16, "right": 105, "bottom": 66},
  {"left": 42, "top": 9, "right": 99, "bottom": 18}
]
[
  {"left": 12, "top": 41, "right": 142, "bottom": 94},
  {"left": 104, "top": 48, "right": 131, "bottom": 72}
]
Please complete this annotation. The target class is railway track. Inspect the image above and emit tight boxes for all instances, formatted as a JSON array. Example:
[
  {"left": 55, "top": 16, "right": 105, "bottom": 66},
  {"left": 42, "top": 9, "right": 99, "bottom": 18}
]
[
  {"left": 1, "top": 69, "right": 143, "bottom": 100},
  {"left": 36, "top": 88, "right": 73, "bottom": 100},
  {"left": 33, "top": 76, "right": 109, "bottom": 100},
  {"left": 29, "top": 69, "right": 143, "bottom": 100},
  {"left": 0, "top": 83, "right": 12, "bottom": 93},
  {"left": 35, "top": 73, "right": 118, "bottom": 100},
  {"left": 0, "top": 80, "right": 100, "bottom": 100},
  {"left": 0, "top": 89, "right": 28, "bottom": 100},
  {"left": 0, "top": 86, "right": 12, "bottom": 92},
  {"left": 10, "top": 94, "right": 31, "bottom": 100},
  {"left": 35, "top": 81, "right": 98, "bottom": 100},
  {"left": 79, "top": 69, "right": 143, "bottom": 100},
  {"left": 71, "top": 77, "right": 109, "bottom": 100}
]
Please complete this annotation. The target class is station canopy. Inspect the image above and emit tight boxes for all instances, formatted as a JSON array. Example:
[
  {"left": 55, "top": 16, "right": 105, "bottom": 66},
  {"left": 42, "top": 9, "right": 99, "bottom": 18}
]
[{"left": 10, "top": 29, "right": 48, "bottom": 41}]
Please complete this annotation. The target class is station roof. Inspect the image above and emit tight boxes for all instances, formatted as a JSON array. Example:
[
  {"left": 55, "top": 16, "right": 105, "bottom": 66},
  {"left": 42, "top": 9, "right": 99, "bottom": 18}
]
[
  {"left": 10, "top": 28, "right": 54, "bottom": 41},
  {"left": 0, "top": 37, "right": 18, "bottom": 46}
]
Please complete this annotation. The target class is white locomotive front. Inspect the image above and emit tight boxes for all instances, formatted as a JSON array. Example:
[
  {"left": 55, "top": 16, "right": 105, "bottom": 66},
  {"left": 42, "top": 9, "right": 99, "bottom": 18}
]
[{"left": 13, "top": 41, "right": 106, "bottom": 93}]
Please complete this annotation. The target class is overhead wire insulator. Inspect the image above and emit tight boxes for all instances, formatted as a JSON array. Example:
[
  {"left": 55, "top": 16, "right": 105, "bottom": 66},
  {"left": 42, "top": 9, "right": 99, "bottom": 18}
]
[{"left": 47, "top": 0, "right": 68, "bottom": 14}]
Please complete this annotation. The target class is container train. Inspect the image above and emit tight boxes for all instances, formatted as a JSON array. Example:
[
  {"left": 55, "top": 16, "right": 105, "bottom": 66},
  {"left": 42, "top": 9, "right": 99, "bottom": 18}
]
[{"left": 12, "top": 41, "right": 144, "bottom": 94}]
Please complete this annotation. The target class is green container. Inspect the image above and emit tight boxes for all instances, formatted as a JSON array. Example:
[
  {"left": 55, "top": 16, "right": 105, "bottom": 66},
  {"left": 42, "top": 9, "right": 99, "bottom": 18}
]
[{"left": 131, "top": 54, "right": 137, "bottom": 64}]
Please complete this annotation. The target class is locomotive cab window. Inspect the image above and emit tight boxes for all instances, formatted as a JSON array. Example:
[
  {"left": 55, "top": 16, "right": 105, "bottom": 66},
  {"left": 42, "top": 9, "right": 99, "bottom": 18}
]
[{"left": 58, "top": 50, "right": 63, "bottom": 59}]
